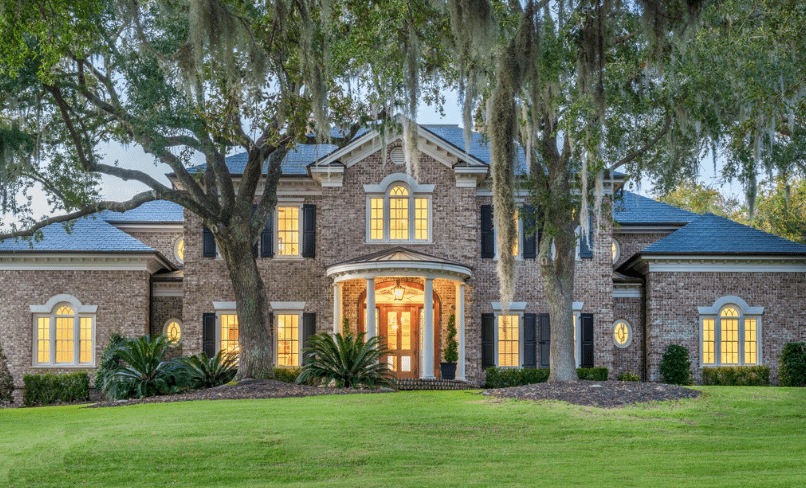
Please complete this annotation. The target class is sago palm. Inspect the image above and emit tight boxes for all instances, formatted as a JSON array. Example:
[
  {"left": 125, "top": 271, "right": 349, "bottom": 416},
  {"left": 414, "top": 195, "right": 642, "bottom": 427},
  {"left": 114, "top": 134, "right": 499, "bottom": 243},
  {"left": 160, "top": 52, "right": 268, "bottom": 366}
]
[
  {"left": 296, "top": 332, "right": 395, "bottom": 389},
  {"left": 180, "top": 351, "right": 238, "bottom": 389},
  {"left": 105, "top": 335, "right": 189, "bottom": 399}
]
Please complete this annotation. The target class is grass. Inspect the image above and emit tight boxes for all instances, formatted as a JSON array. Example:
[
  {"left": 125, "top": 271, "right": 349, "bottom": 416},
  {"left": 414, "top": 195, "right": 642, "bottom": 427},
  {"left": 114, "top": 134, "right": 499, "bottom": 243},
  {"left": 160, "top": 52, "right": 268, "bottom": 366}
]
[{"left": 1, "top": 387, "right": 805, "bottom": 487}]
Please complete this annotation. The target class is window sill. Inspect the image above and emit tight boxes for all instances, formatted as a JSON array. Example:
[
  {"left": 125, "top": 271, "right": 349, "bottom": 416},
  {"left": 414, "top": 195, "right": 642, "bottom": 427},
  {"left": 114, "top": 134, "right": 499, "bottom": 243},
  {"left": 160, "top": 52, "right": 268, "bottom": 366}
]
[
  {"left": 365, "top": 241, "right": 433, "bottom": 245},
  {"left": 32, "top": 364, "right": 95, "bottom": 369}
]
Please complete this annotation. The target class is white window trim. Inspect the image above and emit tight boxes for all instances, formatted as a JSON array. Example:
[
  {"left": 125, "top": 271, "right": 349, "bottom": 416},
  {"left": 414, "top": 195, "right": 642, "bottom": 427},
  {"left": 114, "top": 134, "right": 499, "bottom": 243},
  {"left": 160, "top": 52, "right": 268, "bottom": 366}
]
[
  {"left": 274, "top": 203, "right": 303, "bottom": 259},
  {"left": 30, "top": 294, "right": 97, "bottom": 367},
  {"left": 271, "top": 301, "right": 306, "bottom": 368},
  {"left": 698, "top": 296, "right": 763, "bottom": 368},
  {"left": 163, "top": 318, "right": 183, "bottom": 342},
  {"left": 613, "top": 319, "right": 632, "bottom": 348},
  {"left": 572, "top": 302, "right": 583, "bottom": 368},
  {"left": 213, "top": 301, "right": 238, "bottom": 355},
  {"left": 491, "top": 302, "right": 527, "bottom": 368},
  {"left": 365, "top": 176, "right": 433, "bottom": 244}
]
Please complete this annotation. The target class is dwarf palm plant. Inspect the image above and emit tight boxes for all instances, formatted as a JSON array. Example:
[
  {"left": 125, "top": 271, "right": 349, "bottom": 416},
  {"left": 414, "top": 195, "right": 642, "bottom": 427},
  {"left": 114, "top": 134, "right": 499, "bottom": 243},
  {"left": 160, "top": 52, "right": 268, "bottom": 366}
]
[
  {"left": 180, "top": 351, "right": 238, "bottom": 389},
  {"left": 104, "top": 335, "right": 189, "bottom": 399},
  {"left": 297, "top": 332, "right": 395, "bottom": 389}
]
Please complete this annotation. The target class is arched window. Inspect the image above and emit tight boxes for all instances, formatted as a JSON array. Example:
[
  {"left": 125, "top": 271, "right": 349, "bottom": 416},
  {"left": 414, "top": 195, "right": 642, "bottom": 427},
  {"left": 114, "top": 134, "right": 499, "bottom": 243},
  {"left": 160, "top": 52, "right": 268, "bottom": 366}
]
[
  {"left": 699, "top": 296, "right": 761, "bottom": 366},
  {"left": 31, "top": 295, "right": 96, "bottom": 366},
  {"left": 366, "top": 176, "right": 432, "bottom": 243}
]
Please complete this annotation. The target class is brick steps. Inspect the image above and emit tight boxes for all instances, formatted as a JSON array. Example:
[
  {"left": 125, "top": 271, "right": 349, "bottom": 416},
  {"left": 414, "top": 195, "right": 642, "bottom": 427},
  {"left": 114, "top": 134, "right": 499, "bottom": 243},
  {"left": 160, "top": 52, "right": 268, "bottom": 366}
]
[{"left": 395, "top": 378, "right": 477, "bottom": 390}]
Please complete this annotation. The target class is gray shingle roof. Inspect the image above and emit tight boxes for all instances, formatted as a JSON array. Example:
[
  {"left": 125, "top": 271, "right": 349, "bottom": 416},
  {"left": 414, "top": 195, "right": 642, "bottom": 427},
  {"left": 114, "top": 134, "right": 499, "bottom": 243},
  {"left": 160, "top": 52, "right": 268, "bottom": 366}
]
[
  {"left": 613, "top": 191, "right": 698, "bottom": 225},
  {"left": 0, "top": 217, "right": 155, "bottom": 252},
  {"left": 189, "top": 144, "right": 340, "bottom": 176},
  {"left": 422, "top": 125, "right": 527, "bottom": 174},
  {"left": 641, "top": 213, "right": 806, "bottom": 255},
  {"left": 99, "top": 200, "right": 184, "bottom": 223}
]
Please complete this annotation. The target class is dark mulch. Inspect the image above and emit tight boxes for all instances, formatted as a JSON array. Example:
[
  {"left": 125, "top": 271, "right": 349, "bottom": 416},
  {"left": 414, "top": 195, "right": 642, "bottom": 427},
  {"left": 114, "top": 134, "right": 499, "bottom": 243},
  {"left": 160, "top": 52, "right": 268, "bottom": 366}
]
[
  {"left": 85, "top": 379, "right": 386, "bottom": 408},
  {"left": 483, "top": 380, "right": 701, "bottom": 408}
]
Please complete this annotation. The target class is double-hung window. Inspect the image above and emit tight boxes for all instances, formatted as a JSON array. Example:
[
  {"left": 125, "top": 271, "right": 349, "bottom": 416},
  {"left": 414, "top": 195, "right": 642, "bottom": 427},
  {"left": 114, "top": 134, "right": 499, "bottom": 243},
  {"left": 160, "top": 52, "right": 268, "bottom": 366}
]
[
  {"left": 699, "top": 297, "right": 762, "bottom": 367},
  {"left": 366, "top": 178, "right": 432, "bottom": 243},
  {"left": 275, "top": 206, "right": 301, "bottom": 257}
]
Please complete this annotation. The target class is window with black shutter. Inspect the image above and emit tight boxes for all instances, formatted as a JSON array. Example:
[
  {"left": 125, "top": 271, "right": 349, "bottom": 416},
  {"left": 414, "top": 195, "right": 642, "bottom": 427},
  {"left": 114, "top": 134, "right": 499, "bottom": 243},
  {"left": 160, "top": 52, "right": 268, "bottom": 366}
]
[
  {"left": 302, "top": 313, "right": 316, "bottom": 363},
  {"left": 481, "top": 313, "right": 495, "bottom": 368},
  {"left": 522, "top": 205, "right": 537, "bottom": 259},
  {"left": 302, "top": 204, "right": 316, "bottom": 258},
  {"left": 523, "top": 313, "right": 537, "bottom": 368},
  {"left": 581, "top": 313, "right": 594, "bottom": 368},
  {"left": 481, "top": 205, "right": 494, "bottom": 258},
  {"left": 202, "top": 313, "right": 216, "bottom": 358},
  {"left": 539, "top": 313, "right": 551, "bottom": 369},
  {"left": 202, "top": 226, "right": 216, "bottom": 257}
]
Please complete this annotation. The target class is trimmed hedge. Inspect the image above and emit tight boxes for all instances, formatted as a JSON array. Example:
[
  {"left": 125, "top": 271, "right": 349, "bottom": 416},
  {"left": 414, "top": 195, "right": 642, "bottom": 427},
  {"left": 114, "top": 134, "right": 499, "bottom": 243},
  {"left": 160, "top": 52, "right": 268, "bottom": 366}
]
[
  {"left": 273, "top": 367, "right": 301, "bottom": 384},
  {"left": 576, "top": 367, "right": 609, "bottom": 381},
  {"left": 702, "top": 366, "right": 770, "bottom": 386},
  {"left": 659, "top": 344, "right": 693, "bottom": 385},
  {"left": 23, "top": 372, "right": 90, "bottom": 406},
  {"left": 485, "top": 367, "right": 550, "bottom": 388},
  {"left": 0, "top": 342, "right": 13, "bottom": 404},
  {"left": 484, "top": 367, "right": 610, "bottom": 387},
  {"left": 779, "top": 342, "right": 806, "bottom": 387},
  {"left": 617, "top": 371, "right": 640, "bottom": 382}
]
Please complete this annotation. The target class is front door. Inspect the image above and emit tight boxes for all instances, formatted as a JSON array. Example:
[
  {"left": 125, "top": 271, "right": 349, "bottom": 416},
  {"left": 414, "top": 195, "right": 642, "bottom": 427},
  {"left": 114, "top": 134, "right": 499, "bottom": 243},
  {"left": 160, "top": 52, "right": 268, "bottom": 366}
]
[{"left": 380, "top": 306, "right": 419, "bottom": 379}]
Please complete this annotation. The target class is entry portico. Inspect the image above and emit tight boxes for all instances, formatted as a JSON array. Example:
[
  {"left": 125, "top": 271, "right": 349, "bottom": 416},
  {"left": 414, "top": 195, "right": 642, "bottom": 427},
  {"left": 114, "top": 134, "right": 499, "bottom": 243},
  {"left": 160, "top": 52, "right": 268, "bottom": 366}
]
[{"left": 326, "top": 247, "right": 471, "bottom": 380}]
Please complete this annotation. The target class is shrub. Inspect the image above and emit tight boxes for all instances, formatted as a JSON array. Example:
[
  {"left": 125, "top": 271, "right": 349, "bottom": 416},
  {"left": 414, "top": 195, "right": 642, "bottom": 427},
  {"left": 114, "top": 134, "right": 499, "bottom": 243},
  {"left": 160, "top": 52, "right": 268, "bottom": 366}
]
[
  {"left": 180, "top": 351, "right": 238, "bottom": 389},
  {"left": 577, "top": 367, "right": 609, "bottom": 381},
  {"left": 297, "top": 332, "right": 395, "bottom": 389},
  {"left": 484, "top": 367, "right": 550, "bottom": 388},
  {"left": 273, "top": 367, "right": 301, "bottom": 384},
  {"left": 105, "top": 335, "right": 190, "bottom": 399},
  {"left": 701, "top": 366, "right": 770, "bottom": 386},
  {"left": 617, "top": 371, "right": 640, "bottom": 382},
  {"left": 94, "top": 332, "right": 128, "bottom": 393},
  {"left": 779, "top": 342, "right": 806, "bottom": 387},
  {"left": 659, "top": 345, "right": 693, "bottom": 385},
  {"left": 0, "top": 342, "right": 14, "bottom": 404},
  {"left": 23, "top": 372, "right": 90, "bottom": 406},
  {"left": 443, "top": 314, "right": 458, "bottom": 363}
]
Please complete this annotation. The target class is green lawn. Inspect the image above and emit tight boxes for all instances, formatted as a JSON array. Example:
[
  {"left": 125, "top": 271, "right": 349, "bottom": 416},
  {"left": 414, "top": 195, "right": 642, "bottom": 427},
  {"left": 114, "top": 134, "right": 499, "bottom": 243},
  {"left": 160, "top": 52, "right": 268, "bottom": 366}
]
[{"left": 1, "top": 387, "right": 805, "bottom": 487}]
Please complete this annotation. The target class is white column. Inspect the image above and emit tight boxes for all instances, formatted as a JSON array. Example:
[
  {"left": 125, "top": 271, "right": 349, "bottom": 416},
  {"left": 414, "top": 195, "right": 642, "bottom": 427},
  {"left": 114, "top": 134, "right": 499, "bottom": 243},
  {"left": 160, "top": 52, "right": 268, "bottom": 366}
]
[
  {"left": 422, "top": 277, "right": 435, "bottom": 379},
  {"left": 456, "top": 282, "right": 466, "bottom": 381},
  {"left": 332, "top": 283, "right": 341, "bottom": 335},
  {"left": 366, "top": 278, "right": 376, "bottom": 339}
]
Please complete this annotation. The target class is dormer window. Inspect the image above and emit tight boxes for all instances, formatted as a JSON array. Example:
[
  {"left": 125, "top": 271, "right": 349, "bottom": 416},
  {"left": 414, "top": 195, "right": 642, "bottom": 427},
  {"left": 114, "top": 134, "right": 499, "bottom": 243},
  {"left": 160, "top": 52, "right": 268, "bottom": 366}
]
[{"left": 365, "top": 175, "right": 433, "bottom": 243}]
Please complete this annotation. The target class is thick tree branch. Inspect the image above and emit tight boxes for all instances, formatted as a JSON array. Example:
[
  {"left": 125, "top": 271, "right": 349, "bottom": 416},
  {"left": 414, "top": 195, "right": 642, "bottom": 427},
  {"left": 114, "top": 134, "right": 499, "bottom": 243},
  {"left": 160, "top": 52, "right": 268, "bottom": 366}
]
[{"left": 608, "top": 115, "right": 673, "bottom": 172}]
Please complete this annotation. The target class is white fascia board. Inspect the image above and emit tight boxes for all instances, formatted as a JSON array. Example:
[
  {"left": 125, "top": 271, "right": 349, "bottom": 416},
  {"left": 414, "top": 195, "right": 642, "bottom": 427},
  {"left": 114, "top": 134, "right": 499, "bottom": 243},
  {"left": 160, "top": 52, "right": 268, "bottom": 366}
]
[
  {"left": 646, "top": 255, "right": 806, "bottom": 273},
  {"left": 0, "top": 253, "right": 170, "bottom": 273},
  {"left": 613, "top": 285, "right": 642, "bottom": 298},
  {"left": 327, "top": 261, "right": 472, "bottom": 283}
]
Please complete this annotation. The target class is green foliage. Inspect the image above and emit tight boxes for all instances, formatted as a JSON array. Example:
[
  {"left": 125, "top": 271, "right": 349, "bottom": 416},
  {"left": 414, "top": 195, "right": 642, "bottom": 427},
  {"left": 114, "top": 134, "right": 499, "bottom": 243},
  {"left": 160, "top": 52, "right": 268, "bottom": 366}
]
[
  {"left": 180, "top": 351, "right": 238, "bottom": 389},
  {"left": 94, "top": 332, "right": 128, "bottom": 392},
  {"left": 617, "top": 371, "right": 641, "bottom": 382},
  {"left": 656, "top": 179, "right": 744, "bottom": 219},
  {"left": 702, "top": 366, "right": 770, "bottom": 386},
  {"left": 273, "top": 367, "right": 301, "bottom": 384},
  {"left": 297, "top": 332, "right": 395, "bottom": 389},
  {"left": 342, "top": 317, "right": 351, "bottom": 335},
  {"left": 104, "top": 335, "right": 190, "bottom": 400},
  {"left": 576, "top": 367, "right": 609, "bottom": 381},
  {"left": 778, "top": 342, "right": 806, "bottom": 387},
  {"left": 659, "top": 345, "right": 693, "bottom": 385},
  {"left": 22, "top": 372, "right": 89, "bottom": 406},
  {"left": 484, "top": 368, "right": 550, "bottom": 388},
  {"left": 0, "top": 342, "right": 14, "bottom": 404},
  {"left": 443, "top": 313, "right": 458, "bottom": 363}
]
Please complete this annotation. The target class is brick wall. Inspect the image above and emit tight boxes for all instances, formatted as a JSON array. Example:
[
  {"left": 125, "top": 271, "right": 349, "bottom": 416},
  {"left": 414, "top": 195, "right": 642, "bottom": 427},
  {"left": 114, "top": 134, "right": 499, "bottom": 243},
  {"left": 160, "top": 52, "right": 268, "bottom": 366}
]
[
  {"left": 613, "top": 296, "right": 645, "bottom": 379},
  {"left": 150, "top": 296, "right": 183, "bottom": 337},
  {"left": 613, "top": 231, "right": 675, "bottom": 268},
  {"left": 125, "top": 230, "right": 184, "bottom": 268}
]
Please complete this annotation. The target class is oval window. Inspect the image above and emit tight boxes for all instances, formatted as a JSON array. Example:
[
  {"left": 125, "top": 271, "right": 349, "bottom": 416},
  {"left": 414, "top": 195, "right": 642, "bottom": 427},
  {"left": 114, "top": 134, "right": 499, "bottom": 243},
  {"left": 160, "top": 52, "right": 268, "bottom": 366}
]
[
  {"left": 164, "top": 319, "right": 182, "bottom": 343},
  {"left": 613, "top": 320, "right": 631, "bottom": 348}
]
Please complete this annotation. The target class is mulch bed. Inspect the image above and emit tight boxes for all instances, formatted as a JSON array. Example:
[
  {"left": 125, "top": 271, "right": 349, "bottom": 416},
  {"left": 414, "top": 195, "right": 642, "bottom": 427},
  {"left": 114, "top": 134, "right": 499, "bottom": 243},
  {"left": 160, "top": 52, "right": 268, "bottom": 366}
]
[
  {"left": 85, "top": 379, "right": 385, "bottom": 408},
  {"left": 484, "top": 380, "right": 701, "bottom": 408}
]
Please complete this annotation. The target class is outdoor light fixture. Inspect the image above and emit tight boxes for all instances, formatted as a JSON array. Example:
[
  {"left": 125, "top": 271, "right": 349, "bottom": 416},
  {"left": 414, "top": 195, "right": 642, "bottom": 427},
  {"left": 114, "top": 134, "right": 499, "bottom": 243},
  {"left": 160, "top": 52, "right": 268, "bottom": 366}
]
[{"left": 393, "top": 280, "right": 405, "bottom": 301}]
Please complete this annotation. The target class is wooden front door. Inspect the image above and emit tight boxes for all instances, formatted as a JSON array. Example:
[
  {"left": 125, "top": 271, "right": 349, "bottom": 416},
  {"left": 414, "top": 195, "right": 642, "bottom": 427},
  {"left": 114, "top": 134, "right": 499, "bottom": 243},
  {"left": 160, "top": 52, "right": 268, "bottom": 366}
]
[{"left": 380, "top": 306, "right": 419, "bottom": 379}]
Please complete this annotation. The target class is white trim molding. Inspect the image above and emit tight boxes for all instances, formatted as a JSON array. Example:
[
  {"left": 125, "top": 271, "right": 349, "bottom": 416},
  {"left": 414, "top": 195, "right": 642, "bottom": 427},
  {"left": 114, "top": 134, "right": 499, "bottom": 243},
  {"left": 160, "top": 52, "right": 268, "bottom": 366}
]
[
  {"left": 153, "top": 282, "right": 183, "bottom": 297},
  {"left": 270, "top": 301, "right": 306, "bottom": 310},
  {"left": 491, "top": 302, "right": 527, "bottom": 312},
  {"left": 646, "top": 256, "right": 806, "bottom": 273},
  {"left": 31, "top": 294, "right": 97, "bottom": 314},
  {"left": 213, "top": 301, "right": 237, "bottom": 310},
  {"left": 364, "top": 173, "right": 435, "bottom": 194},
  {"left": 698, "top": 295, "right": 764, "bottom": 316},
  {"left": 0, "top": 253, "right": 172, "bottom": 274},
  {"left": 613, "top": 284, "right": 642, "bottom": 298}
]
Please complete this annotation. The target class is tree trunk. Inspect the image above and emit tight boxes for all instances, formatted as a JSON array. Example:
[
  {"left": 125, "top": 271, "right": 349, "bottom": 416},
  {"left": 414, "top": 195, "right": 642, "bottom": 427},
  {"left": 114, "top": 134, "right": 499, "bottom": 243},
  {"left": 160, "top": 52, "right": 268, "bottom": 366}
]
[{"left": 218, "top": 235, "right": 273, "bottom": 380}]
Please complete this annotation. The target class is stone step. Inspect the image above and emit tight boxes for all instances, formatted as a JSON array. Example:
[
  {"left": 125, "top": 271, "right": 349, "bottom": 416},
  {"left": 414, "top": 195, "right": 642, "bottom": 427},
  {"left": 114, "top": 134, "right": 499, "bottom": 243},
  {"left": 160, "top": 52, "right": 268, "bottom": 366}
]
[{"left": 395, "top": 378, "right": 475, "bottom": 390}]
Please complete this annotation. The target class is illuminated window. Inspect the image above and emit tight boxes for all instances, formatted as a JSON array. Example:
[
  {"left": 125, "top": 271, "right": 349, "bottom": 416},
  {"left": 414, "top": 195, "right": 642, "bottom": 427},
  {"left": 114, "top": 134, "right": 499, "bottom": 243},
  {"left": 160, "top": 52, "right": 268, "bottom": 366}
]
[
  {"left": 220, "top": 314, "right": 239, "bottom": 355},
  {"left": 276, "top": 206, "right": 300, "bottom": 256},
  {"left": 366, "top": 181, "right": 430, "bottom": 243},
  {"left": 174, "top": 238, "right": 185, "bottom": 263},
  {"left": 32, "top": 296, "right": 95, "bottom": 367},
  {"left": 164, "top": 319, "right": 182, "bottom": 343},
  {"left": 611, "top": 239, "right": 620, "bottom": 264},
  {"left": 277, "top": 314, "right": 300, "bottom": 367},
  {"left": 494, "top": 209, "right": 522, "bottom": 258},
  {"left": 497, "top": 315, "right": 519, "bottom": 367},
  {"left": 613, "top": 320, "right": 632, "bottom": 348},
  {"left": 699, "top": 298, "right": 761, "bottom": 367}
]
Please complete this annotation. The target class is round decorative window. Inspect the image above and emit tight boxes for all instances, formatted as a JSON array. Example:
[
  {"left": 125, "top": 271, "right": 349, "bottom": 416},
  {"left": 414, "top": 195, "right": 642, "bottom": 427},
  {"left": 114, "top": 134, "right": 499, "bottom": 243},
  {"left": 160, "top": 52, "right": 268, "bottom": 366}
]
[
  {"left": 164, "top": 319, "right": 182, "bottom": 343},
  {"left": 611, "top": 238, "right": 620, "bottom": 264},
  {"left": 174, "top": 237, "right": 185, "bottom": 263},
  {"left": 613, "top": 320, "right": 632, "bottom": 348}
]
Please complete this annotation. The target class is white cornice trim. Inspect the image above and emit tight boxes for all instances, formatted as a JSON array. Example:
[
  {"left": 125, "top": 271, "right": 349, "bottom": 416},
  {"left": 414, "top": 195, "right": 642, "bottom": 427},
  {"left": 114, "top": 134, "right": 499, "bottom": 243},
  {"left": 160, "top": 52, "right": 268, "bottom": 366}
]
[
  {"left": 491, "top": 302, "right": 527, "bottom": 312},
  {"left": 573, "top": 301, "right": 584, "bottom": 312},
  {"left": 0, "top": 253, "right": 170, "bottom": 273},
  {"left": 270, "top": 301, "right": 306, "bottom": 310},
  {"left": 646, "top": 256, "right": 806, "bottom": 273},
  {"left": 153, "top": 282, "right": 183, "bottom": 297},
  {"left": 213, "top": 301, "right": 237, "bottom": 310},
  {"left": 327, "top": 261, "right": 471, "bottom": 283},
  {"left": 613, "top": 284, "right": 642, "bottom": 298},
  {"left": 310, "top": 165, "right": 344, "bottom": 187}
]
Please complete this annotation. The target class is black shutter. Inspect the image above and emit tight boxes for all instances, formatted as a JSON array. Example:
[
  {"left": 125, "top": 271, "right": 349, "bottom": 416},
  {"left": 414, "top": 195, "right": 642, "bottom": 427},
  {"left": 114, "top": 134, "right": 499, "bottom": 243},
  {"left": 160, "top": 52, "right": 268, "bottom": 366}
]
[
  {"left": 481, "top": 205, "right": 494, "bottom": 258},
  {"left": 260, "top": 212, "right": 273, "bottom": 257},
  {"left": 302, "top": 313, "right": 316, "bottom": 363},
  {"left": 481, "top": 313, "right": 495, "bottom": 368},
  {"left": 202, "top": 226, "right": 216, "bottom": 257},
  {"left": 302, "top": 204, "right": 316, "bottom": 258},
  {"left": 203, "top": 313, "right": 216, "bottom": 358},
  {"left": 523, "top": 313, "right": 537, "bottom": 368},
  {"left": 538, "top": 313, "right": 551, "bottom": 369},
  {"left": 579, "top": 212, "right": 593, "bottom": 259},
  {"left": 522, "top": 205, "right": 537, "bottom": 259},
  {"left": 581, "top": 313, "right": 594, "bottom": 368}
]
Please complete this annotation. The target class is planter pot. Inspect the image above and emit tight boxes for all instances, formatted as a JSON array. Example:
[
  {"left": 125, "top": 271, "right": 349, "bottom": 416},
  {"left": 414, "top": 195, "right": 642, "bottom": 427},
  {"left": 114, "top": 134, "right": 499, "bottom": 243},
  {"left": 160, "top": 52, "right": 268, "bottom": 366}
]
[{"left": 440, "top": 362, "right": 457, "bottom": 380}]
